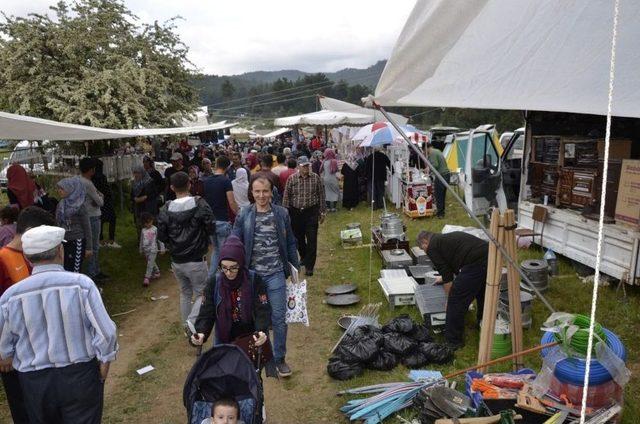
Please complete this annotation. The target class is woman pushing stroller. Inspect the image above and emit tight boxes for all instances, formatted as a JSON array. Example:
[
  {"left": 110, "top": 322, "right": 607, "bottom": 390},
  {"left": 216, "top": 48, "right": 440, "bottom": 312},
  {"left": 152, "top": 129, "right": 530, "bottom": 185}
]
[{"left": 190, "top": 234, "right": 270, "bottom": 352}]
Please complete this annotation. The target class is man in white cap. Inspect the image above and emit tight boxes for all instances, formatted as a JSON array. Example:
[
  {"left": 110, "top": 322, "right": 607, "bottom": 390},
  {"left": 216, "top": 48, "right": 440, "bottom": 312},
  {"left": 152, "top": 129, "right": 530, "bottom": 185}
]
[{"left": 0, "top": 225, "right": 118, "bottom": 423}]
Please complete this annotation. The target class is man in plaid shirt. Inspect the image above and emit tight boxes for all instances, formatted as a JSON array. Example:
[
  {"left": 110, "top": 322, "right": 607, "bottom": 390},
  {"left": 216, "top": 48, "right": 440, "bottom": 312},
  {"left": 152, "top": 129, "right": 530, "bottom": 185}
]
[{"left": 282, "top": 156, "right": 326, "bottom": 276}]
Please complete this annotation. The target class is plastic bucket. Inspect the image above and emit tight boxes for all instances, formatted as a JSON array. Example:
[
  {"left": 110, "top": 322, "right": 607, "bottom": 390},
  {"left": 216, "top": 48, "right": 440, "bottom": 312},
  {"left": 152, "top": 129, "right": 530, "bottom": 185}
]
[{"left": 491, "top": 333, "right": 512, "bottom": 360}]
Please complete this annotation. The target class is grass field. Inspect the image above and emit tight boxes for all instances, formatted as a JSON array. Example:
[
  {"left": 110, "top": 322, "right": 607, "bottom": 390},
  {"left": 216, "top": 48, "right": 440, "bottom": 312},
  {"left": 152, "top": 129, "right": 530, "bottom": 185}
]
[{"left": 0, "top": 190, "right": 637, "bottom": 422}]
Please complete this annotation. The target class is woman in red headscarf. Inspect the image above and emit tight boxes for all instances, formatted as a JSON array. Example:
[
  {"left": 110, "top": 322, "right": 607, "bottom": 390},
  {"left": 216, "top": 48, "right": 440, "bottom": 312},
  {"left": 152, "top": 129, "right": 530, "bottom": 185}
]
[{"left": 6, "top": 164, "right": 36, "bottom": 210}]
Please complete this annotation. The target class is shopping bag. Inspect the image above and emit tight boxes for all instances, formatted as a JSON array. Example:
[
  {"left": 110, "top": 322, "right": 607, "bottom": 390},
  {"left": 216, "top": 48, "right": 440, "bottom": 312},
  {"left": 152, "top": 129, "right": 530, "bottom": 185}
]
[{"left": 285, "top": 278, "right": 309, "bottom": 326}]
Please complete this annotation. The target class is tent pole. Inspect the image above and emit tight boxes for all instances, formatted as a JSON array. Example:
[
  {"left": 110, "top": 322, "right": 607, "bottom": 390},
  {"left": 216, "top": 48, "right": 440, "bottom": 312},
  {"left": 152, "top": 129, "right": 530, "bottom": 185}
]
[{"left": 374, "top": 103, "right": 555, "bottom": 313}]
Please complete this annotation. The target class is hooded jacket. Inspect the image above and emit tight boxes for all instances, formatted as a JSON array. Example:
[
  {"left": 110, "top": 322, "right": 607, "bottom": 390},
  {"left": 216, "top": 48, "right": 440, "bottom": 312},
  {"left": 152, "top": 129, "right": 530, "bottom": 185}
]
[{"left": 157, "top": 196, "right": 214, "bottom": 263}]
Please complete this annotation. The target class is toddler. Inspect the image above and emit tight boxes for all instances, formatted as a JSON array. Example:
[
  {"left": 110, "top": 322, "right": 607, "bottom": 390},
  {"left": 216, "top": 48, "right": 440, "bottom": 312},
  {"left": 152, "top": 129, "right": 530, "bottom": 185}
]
[
  {"left": 202, "top": 398, "right": 242, "bottom": 424},
  {"left": 139, "top": 212, "right": 164, "bottom": 286}
]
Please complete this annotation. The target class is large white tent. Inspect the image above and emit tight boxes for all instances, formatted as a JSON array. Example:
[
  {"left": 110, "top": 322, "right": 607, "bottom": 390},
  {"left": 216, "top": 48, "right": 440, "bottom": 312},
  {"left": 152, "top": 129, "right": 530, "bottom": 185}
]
[
  {"left": 318, "top": 96, "right": 408, "bottom": 125},
  {"left": 274, "top": 110, "right": 374, "bottom": 126},
  {"left": 0, "top": 110, "right": 237, "bottom": 141},
  {"left": 375, "top": 0, "right": 640, "bottom": 118}
]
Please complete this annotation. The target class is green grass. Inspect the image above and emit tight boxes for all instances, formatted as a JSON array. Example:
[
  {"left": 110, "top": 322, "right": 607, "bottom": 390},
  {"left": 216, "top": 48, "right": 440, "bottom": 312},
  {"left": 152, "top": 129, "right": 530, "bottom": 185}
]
[{"left": 314, "top": 200, "right": 639, "bottom": 423}]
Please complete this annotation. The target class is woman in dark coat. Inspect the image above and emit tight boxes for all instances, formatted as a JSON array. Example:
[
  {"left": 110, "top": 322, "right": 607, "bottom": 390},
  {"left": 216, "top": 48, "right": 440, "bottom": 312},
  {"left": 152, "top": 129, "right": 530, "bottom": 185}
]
[
  {"left": 192, "top": 235, "right": 271, "bottom": 346},
  {"left": 92, "top": 159, "right": 119, "bottom": 248},
  {"left": 131, "top": 165, "right": 159, "bottom": 226},
  {"left": 341, "top": 159, "right": 361, "bottom": 210}
]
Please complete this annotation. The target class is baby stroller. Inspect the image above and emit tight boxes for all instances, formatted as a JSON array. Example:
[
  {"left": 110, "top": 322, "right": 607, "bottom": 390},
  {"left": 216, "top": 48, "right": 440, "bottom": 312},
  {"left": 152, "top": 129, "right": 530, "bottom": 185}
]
[{"left": 184, "top": 344, "right": 264, "bottom": 424}]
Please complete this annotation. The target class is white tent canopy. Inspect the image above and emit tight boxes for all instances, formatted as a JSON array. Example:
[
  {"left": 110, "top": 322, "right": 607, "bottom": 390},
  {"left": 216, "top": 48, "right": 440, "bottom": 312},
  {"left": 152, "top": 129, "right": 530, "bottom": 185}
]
[
  {"left": 0, "top": 111, "right": 237, "bottom": 141},
  {"left": 262, "top": 127, "right": 292, "bottom": 139},
  {"left": 274, "top": 110, "right": 374, "bottom": 126},
  {"left": 375, "top": 0, "right": 640, "bottom": 118},
  {"left": 318, "top": 96, "right": 408, "bottom": 125}
]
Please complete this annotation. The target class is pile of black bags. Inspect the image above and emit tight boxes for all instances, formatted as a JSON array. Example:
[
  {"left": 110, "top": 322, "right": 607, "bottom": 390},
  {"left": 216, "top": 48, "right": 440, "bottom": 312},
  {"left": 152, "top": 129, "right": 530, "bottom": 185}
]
[{"left": 327, "top": 315, "right": 455, "bottom": 380}]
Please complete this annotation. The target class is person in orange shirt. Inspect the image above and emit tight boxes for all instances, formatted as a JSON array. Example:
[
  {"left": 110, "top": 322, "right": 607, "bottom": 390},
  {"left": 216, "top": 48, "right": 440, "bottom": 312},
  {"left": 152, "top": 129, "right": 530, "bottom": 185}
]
[{"left": 0, "top": 206, "right": 56, "bottom": 424}]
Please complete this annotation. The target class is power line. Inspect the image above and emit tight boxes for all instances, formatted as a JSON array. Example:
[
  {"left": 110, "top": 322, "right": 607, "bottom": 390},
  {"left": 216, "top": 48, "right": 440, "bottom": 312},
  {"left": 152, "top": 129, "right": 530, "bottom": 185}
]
[{"left": 211, "top": 94, "right": 318, "bottom": 112}]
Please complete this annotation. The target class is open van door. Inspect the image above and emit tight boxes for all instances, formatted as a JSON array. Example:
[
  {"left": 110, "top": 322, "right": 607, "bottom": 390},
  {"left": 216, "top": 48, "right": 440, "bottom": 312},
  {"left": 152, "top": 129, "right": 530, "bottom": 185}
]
[{"left": 460, "top": 126, "right": 507, "bottom": 216}]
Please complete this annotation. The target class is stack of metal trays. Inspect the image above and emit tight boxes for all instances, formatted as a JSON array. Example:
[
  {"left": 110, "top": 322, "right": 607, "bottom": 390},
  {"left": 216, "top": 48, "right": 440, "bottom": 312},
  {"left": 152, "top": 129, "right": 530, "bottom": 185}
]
[
  {"left": 378, "top": 276, "right": 418, "bottom": 308},
  {"left": 381, "top": 249, "right": 413, "bottom": 269},
  {"left": 410, "top": 246, "right": 432, "bottom": 266},
  {"left": 408, "top": 265, "right": 434, "bottom": 284},
  {"left": 415, "top": 284, "right": 447, "bottom": 316}
]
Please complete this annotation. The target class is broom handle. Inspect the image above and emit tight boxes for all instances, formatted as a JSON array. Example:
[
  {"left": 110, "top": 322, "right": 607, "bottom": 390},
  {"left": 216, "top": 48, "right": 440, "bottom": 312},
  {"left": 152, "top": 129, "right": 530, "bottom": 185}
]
[{"left": 445, "top": 341, "right": 560, "bottom": 380}]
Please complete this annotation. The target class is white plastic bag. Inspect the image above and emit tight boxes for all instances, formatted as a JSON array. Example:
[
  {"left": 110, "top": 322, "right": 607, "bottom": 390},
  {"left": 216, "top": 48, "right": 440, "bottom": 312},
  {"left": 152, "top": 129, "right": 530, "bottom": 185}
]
[{"left": 285, "top": 279, "right": 309, "bottom": 326}]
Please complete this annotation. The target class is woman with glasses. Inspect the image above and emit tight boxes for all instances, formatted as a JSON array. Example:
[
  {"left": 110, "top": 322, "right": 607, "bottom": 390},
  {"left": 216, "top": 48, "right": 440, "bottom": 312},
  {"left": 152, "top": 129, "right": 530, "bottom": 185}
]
[{"left": 191, "top": 235, "right": 270, "bottom": 348}]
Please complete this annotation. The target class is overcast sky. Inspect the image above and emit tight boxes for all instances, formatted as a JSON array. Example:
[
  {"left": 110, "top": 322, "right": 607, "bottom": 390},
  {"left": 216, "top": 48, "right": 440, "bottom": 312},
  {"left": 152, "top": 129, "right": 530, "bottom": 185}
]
[{"left": 1, "top": 0, "right": 416, "bottom": 75}]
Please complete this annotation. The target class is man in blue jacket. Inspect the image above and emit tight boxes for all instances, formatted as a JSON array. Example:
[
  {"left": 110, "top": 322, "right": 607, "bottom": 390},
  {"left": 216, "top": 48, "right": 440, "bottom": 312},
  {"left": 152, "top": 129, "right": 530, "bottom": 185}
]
[{"left": 233, "top": 176, "right": 299, "bottom": 378}]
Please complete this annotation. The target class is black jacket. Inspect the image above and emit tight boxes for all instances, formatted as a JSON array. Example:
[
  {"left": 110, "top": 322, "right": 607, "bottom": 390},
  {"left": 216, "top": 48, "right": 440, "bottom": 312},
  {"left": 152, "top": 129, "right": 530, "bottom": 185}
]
[
  {"left": 426, "top": 231, "right": 489, "bottom": 283},
  {"left": 157, "top": 196, "right": 214, "bottom": 263},
  {"left": 195, "top": 271, "right": 271, "bottom": 343}
]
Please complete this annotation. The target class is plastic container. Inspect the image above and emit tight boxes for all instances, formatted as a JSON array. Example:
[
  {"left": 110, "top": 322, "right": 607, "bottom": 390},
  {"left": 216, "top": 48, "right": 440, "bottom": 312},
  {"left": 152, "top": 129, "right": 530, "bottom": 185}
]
[
  {"left": 491, "top": 333, "right": 512, "bottom": 359},
  {"left": 544, "top": 249, "right": 559, "bottom": 276},
  {"left": 549, "top": 374, "right": 623, "bottom": 408}
]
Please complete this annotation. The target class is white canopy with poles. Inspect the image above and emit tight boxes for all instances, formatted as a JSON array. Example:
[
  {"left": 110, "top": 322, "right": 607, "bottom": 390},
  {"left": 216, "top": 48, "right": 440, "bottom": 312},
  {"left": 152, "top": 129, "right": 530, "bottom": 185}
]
[
  {"left": 0, "top": 111, "right": 238, "bottom": 141},
  {"left": 318, "top": 95, "right": 409, "bottom": 125},
  {"left": 375, "top": 0, "right": 640, "bottom": 118},
  {"left": 273, "top": 110, "right": 374, "bottom": 126},
  {"left": 262, "top": 127, "right": 292, "bottom": 139}
]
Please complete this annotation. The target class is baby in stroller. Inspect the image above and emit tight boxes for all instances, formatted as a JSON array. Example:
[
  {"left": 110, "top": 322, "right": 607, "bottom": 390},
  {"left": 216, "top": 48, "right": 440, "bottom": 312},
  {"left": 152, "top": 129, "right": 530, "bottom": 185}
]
[{"left": 202, "top": 398, "right": 243, "bottom": 424}]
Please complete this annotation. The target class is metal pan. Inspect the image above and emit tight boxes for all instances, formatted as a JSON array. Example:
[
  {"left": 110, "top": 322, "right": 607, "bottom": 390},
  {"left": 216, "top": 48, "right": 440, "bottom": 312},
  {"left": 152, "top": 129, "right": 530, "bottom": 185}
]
[
  {"left": 325, "top": 284, "right": 357, "bottom": 296},
  {"left": 325, "top": 294, "right": 360, "bottom": 306}
]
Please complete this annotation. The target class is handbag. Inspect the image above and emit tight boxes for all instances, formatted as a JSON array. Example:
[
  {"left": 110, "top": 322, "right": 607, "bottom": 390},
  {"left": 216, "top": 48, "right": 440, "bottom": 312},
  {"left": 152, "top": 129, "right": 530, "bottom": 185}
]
[
  {"left": 232, "top": 333, "right": 273, "bottom": 368},
  {"left": 285, "top": 278, "right": 309, "bottom": 327}
]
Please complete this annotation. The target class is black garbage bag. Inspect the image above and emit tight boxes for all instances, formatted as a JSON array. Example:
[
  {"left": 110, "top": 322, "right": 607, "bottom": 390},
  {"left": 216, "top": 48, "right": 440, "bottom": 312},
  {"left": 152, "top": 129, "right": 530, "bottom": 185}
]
[
  {"left": 383, "top": 332, "right": 417, "bottom": 356},
  {"left": 352, "top": 325, "right": 385, "bottom": 348},
  {"left": 366, "top": 350, "right": 399, "bottom": 371},
  {"left": 327, "top": 355, "right": 364, "bottom": 380},
  {"left": 336, "top": 326, "right": 381, "bottom": 363},
  {"left": 409, "top": 324, "right": 433, "bottom": 343},
  {"left": 419, "top": 342, "right": 455, "bottom": 364},
  {"left": 382, "top": 314, "right": 415, "bottom": 334},
  {"left": 401, "top": 349, "right": 429, "bottom": 368}
]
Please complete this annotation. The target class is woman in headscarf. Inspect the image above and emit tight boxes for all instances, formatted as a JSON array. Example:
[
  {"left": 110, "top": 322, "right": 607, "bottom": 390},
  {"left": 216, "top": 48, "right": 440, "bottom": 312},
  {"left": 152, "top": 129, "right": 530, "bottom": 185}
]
[
  {"left": 245, "top": 152, "right": 259, "bottom": 173},
  {"left": 7, "top": 163, "right": 36, "bottom": 210},
  {"left": 341, "top": 153, "right": 362, "bottom": 210},
  {"left": 231, "top": 168, "right": 250, "bottom": 208},
  {"left": 131, "top": 165, "right": 159, "bottom": 228},
  {"left": 56, "top": 176, "right": 93, "bottom": 272},
  {"left": 321, "top": 148, "right": 340, "bottom": 212},
  {"left": 92, "top": 159, "right": 119, "bottom": 248},
  {"left": 188, "top": 165, "right": 203, "bottom": 196},
  {"left": 191, "top": 235, "right": 270, "bottom": 349},
  {"left": 311, "top": 150, "right": 323, "bottom": 175}
]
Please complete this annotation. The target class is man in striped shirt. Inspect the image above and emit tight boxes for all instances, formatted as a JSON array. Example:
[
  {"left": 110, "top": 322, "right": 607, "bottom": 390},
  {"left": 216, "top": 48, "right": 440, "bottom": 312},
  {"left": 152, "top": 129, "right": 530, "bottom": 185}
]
[
  {"left": 0, "top": 225, "right": 118, "bottom": 423},
  {"left": 282, "top": 155, "right": 326, "bottom": 276}
]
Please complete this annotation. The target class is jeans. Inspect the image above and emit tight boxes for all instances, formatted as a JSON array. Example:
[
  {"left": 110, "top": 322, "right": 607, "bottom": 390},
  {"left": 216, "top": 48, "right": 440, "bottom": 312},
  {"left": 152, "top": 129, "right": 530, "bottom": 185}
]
[
  {"left": 445, "top": 262, "right": 487, "bottom": 346},
  {"left": 144, "top": 252, "right": 160, "bottom": 279},
  {"left": 209, "top": 221, "right": 233, "bottom": 277},
  {"left": 19, "top": 359, "right": 104, "bottom": 424},
  {"left": 172, "top": 261, "right": 209, "bottom": 323},
  {"left": 434, "top": 172, "right": 450, "bottom": 217},
  {"left": 261, "top": 271, "right": 287, "bottom": 362},
  {"left": 86, "top": 216, "right": 101, "bottom": 277}
]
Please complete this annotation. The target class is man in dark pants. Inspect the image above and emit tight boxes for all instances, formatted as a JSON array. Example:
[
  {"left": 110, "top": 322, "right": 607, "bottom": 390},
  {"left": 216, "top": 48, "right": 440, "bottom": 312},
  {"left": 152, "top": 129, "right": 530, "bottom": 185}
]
[
  {"left": 427, "top": 143, "right": 450, "bottom": 218},
  {"left": 364, "top": 150, "right": 391, "bottom": 210},
  {"left": 282, "top": 156, "right": 326, "bottom": 276},
  {"left": 0, "top": 225, "right": 118, "bottom": 423},
  {"left": 417, "top": 230, "right": 488, "bottom": 349}
]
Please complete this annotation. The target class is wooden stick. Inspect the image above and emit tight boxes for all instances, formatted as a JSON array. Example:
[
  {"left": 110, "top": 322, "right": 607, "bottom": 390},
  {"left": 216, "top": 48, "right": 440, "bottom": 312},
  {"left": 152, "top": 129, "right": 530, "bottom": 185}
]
[
  {"left": 505, "top": 210, "right": 524, "bottom": 369},
  {"left": 448, "top": 341, "right": 560, "bottom": 380},
  {"left": 477, "top": 209, "right": 499, "bottom": 367}
]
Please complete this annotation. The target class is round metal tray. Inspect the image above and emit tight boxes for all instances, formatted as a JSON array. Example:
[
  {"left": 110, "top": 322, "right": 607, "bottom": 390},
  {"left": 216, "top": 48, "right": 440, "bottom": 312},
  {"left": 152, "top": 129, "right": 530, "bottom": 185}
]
[
  {"left": 325, "top": 283, "right": 357, "bottom": 296},
  {"left": 325, "top": 294, "right": 360, "bottom": 306}
]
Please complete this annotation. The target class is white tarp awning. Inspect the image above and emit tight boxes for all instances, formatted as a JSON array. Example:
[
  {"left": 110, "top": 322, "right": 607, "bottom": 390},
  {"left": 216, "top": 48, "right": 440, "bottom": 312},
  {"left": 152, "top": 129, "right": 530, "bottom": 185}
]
[
  {"left": 318, "top": 96, "right": 409, "bottom": 125},
  {"left": 0, "top": 111, "right": 237, "bottom": 141},
  {"left": 274, "top": 110, "right": 374, "bottom": 126},
  {"left": 375, "top": 0, "right": 640, "bottom": 118},
  {"left": 263, "top": 128, "right": 292, "bottom": 139}
]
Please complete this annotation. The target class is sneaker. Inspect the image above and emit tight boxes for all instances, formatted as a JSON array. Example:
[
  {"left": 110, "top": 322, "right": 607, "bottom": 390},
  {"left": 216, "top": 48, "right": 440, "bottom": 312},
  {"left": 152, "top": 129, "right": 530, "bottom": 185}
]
[
  {"left": 151, "top": 272, "right": 161, "bottom": 280},
  {"left": 276, "top": 361, "right": 292, "bottom": 378},
  {"left": 142, "top": 277, "right": 150, "bottom": 287},
  {"left": 109, "top": 241, "right": 122, "bottom": 249}
]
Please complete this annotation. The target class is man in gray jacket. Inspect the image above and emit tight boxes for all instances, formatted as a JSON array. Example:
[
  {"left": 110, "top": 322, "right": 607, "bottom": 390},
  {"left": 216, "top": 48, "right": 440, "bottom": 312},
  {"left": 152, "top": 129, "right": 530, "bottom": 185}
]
[{"left": 79, "top": 157, "right": 108, "bottom": 282}]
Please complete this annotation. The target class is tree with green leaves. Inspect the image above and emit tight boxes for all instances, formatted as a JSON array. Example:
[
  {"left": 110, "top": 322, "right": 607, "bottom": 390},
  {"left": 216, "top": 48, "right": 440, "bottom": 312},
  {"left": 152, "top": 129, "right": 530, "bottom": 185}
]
[
  {"left": 221, "top": 78, "right": 236, "bottom": 101},
  {"left": 0, "top": 0, "right": 198, "bottom": 129}
]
